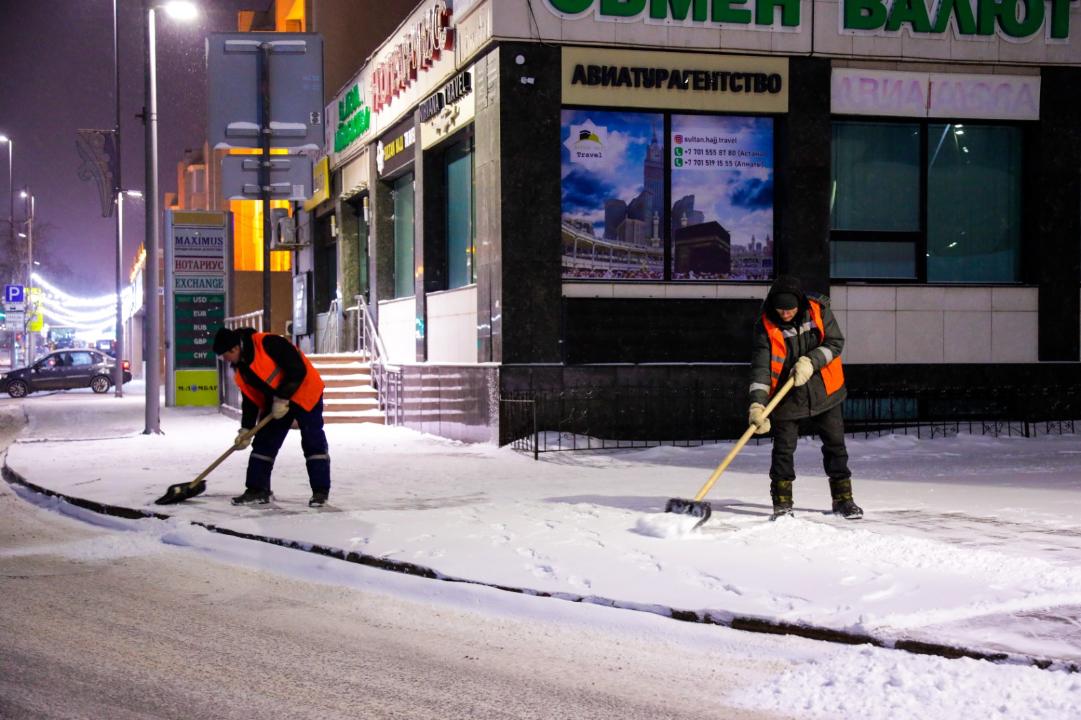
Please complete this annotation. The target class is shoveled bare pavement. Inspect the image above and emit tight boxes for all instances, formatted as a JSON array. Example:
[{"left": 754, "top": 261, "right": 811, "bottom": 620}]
[{"left": 0, "top": 400, "right": 789, "bottom": 720}]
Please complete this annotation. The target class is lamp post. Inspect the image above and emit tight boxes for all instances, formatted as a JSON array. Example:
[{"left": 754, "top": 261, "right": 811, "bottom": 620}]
[
  {"left": 19, "top": 188, "right": 34, "bottom": 362},
  {"left": 143, "top": 0, "right": 198, "bottom": 434},
  {"left": 113, "top": 0, "right": 125, "bottom": 397},
  {"left": 0, "top": 135, "right": 14, "bottom": 368}
]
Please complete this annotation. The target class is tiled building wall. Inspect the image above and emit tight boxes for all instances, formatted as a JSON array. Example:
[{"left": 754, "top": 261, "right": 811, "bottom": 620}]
[
  {"left": 427, "top": 286, "right": 479, "bottom": 363},
  {"left": 833, "top": 287, "right": 1039, "bottom": 364}
]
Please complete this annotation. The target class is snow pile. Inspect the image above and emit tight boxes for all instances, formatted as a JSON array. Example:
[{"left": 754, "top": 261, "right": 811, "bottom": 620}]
[
  {"left": 728, "top": 646, "right": 1081, "bottom": 720},
  {"left": 633, "top": 512, "right": 706, "bottom": 538}
]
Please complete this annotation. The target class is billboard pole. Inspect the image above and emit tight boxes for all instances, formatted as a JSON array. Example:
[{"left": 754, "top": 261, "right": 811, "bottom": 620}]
[{"left": 259, "top": 42, "right": 272, "bottom": 333}]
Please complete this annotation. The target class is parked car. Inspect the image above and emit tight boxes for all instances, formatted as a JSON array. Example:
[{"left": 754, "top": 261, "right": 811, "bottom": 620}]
[{"left": 0, "top": 350, "right": 132, "bottom": 398}]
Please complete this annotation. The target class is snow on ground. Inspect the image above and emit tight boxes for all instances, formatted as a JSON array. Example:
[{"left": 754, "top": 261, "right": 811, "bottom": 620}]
[{"left": 2, "top": 389, "right": 1081, "bottom": 718}]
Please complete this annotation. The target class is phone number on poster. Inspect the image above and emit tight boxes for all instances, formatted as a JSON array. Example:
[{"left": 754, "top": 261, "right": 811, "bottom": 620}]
[{"left": 677, "top": 158, "right": 766, "bottom": 168}]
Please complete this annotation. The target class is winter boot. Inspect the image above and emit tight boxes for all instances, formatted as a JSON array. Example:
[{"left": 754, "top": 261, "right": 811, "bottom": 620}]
[
  {"left": 770, "top": 479, "right": 794, "bottom": 521},
  {"left": 231, "top": 488, "right": 273, "bottom": 505},
  {"left": 308, "top": 491, "right": 328, "bottom": 508},
  {"left": 829, "top": 478, "right": 863, "bottom": 519}
]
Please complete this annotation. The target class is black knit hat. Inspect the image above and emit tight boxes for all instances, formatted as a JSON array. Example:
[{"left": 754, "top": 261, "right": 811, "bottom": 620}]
[
  {"left": 771, "top": 292, "right": 798, "bottom": 311},
  {"left": 212, "top": 327, "right": 240, "bottom": 355}
]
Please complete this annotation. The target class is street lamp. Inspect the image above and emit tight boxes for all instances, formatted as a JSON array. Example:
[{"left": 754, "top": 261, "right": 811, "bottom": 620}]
[
  {"left": 143, "top": 0, "right": 198, "bottom": 433},
  {"left": 0, "top": 135, "right": 14, "bottom": 368},
  {"left": 19, "top": 188, "right": 34, "bottom": 362},
  {"left": 0, "top": 135, "right": 12, "bottom": 258}
]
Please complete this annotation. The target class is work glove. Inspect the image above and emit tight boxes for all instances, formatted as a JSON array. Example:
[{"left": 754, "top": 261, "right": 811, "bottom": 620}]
[
  {"left": 748, "top": 403, "right": 771, "bottom": 435},
  {"left": 792, "top": 356, "right": 814, "bottom": 387},
  {"left": 234, "top": 428, "right": 253, "bottom": 450},
  {"left": 271, "top": 397, "right": 290, "bottom": 420}
]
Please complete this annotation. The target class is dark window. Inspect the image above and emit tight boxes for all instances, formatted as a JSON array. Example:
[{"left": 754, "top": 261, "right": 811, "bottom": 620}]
[
  {"left": 445, "top": 136, "right": 476, "bottom": 289},
  {"left": 830, "top": 120, "right": 1023, "bottom": 283},
  {"left": 392, "top": 173, "right": 415, "bottom": 299}
]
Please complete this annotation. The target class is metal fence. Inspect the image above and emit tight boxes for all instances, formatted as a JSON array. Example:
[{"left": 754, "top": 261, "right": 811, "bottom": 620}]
[{"left": 500, "top": 385, "right": 1079, "bottom": 459}]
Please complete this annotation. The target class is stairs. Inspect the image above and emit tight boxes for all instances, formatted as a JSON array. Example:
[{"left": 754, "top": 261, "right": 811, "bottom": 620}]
[{"left": 309, "top": 353, "right": 385, "bottom": 425}]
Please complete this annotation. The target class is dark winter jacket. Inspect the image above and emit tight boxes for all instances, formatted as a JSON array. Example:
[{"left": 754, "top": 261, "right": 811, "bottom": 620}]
[
  {"left": 749, "top": 276, "right": 847, "bottom": 421},
  {"left": 230, "top": 327, "right": 310, "bottom": 429}
]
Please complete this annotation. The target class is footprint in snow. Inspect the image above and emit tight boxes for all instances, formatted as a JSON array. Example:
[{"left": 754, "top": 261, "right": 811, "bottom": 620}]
[
  {"left": 624, "top": 550, "right": 661, "bottom": 573},
  {"left": 529, "top": 563, "right": 556, "bottom": 578},
  {"left": 516, "top": 546, "right": 551, "bottom": 562},
  {"left": 691, "top": 571, "right": 744, "bottom": 596}
]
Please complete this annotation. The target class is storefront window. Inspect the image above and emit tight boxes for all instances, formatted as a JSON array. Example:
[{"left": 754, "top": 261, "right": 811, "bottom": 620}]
[
  {"left": 832, "top": 122, "right": 921, "bottom": 233},
  {"left": 830, "top": 120, "right": 1023, "bottom": 283},
  {"left": 393, "top": 173, "right": 415, "bottom": 299},
  {"left": 561, "top": 108, "right": 774, "bottom": 281},
  {"left": 927, "top": 124, "right": 1022, "bottom": 283},
  {"left": 446, "top": 137, "right": 475, "bottom": 288}
]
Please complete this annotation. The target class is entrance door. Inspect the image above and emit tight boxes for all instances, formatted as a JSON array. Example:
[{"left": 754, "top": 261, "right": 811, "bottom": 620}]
[{"left": 313, "top": 213, "right": 338, "bottom": 314}]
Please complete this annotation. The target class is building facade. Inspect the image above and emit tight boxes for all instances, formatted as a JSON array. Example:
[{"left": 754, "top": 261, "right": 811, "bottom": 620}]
[{"left": 291, "top": 0, "right": 1081, "bottom": 442}]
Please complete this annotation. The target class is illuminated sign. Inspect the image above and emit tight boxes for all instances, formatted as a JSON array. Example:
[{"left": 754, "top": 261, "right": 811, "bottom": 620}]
[
  {"left": 419, "top": 70, "right": 473, "bottom": 123},
  {"left": 377, "top": 117, "right": 416, "bottom": 177},
  {"left": 563, "top": 48, "right": 788, "bottom": 113},
  {"left": 370, "top": 0, "right": 454, "bottom": 112},
  {"left": 544, "top": 0, "right": 1076, "bottom": 40},
  {"left": 831, "top": 69, "right": 1041, "bottom": 120},
  {"left": 544, "top": 0, "right": 800, "bottom": 29},
  {"left": 335, "top": 84, "right": 371, "bottom": 152},
  {"left": 842, "top": 0, "right": 1076, "bottom": 40}
]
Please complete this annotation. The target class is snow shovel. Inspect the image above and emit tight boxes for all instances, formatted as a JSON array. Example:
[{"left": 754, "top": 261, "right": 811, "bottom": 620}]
[
  {"left": 154, "top": 414, "right": 274, "bottom": 505},
  {"left": 665, "top": 376, "right": 795, "bottom": 528}
]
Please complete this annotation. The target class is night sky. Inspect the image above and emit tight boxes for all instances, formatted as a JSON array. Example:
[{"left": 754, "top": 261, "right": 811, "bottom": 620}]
[{"left": 0, "top": 0, "right": 257, "bottom": 296}]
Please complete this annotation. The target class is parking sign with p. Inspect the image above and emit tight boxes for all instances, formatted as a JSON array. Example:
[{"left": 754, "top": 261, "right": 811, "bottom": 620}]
[{"left": 3, "top": 284, "right": 25, "bottom": 306}]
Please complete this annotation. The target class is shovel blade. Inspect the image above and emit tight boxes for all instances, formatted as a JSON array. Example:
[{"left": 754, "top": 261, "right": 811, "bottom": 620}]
[
  {"left": 665, "top": 497, "right": 712, "bottom": 526},
  {"left": 154, "top": 480, "right": 206, "bottom": 505}
]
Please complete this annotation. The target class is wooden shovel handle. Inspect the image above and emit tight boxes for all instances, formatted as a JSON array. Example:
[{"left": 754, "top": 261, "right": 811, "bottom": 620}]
[
  {"left": 692, "top": 377, "right": 795, "bottom": 502},
  {"left": 189, "top": 413, "right": 275, "bottom": 487}
]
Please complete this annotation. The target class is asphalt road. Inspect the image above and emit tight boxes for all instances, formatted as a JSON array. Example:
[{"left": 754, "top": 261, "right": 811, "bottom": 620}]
[{"left": 0, "top": 400, "right": 789, "bottom": 720}]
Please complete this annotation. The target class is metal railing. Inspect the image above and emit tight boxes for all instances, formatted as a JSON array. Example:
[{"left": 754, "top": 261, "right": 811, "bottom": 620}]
[
  {"left": 217, "top": 309, "right": 264, "bottom": 415},
  {"left": 316, "top": 299, "right": 344, "bottom": 354},
  {"left": 353, "top": 294, "right": 403, "bottom": 426},
  {"left": 500, "top": 386, "right": 1079, "bottom": 459}
]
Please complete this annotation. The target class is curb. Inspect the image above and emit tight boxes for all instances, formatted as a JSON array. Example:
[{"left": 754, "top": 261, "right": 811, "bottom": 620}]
[{"left": 3, "top": 461, "right": 1077, "bottom": 675}]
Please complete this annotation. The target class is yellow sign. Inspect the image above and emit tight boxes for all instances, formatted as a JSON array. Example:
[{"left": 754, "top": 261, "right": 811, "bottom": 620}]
[
  {"left": 27, "top": 287, "right": 43, "bottom": 331},
  {"left": 27, "top": 307, "right": 43, "bottom": 332},
  {"left": 562, "top": 48, "right": 789, "bottom": 113},
  {"left": 174, "top": 369, "right": 220, "bottom": 407},
  {"left": 303, "top": 156, "right": 330, "bottom": 212}
]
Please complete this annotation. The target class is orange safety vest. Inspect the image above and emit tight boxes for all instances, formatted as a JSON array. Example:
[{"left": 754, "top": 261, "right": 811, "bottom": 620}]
[
  {"left": 234, "top": 333, "right": 325, "bottom": 412},
  {"left": 762, "top": 299, "right": 845, "bottom": 398}
]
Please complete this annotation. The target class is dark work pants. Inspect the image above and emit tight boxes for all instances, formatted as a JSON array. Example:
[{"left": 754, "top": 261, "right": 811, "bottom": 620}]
[
  {"left": 246, "top": 398, "right": 330, "bottom": 494},
  {"left": 769, "top": 403, "right": 851, "bottom": 485}
]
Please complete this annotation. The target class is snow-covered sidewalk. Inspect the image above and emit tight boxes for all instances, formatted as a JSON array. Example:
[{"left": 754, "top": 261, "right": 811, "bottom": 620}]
[{"left": 4, "top": 393, "right": 1081, "bottom": 672}]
